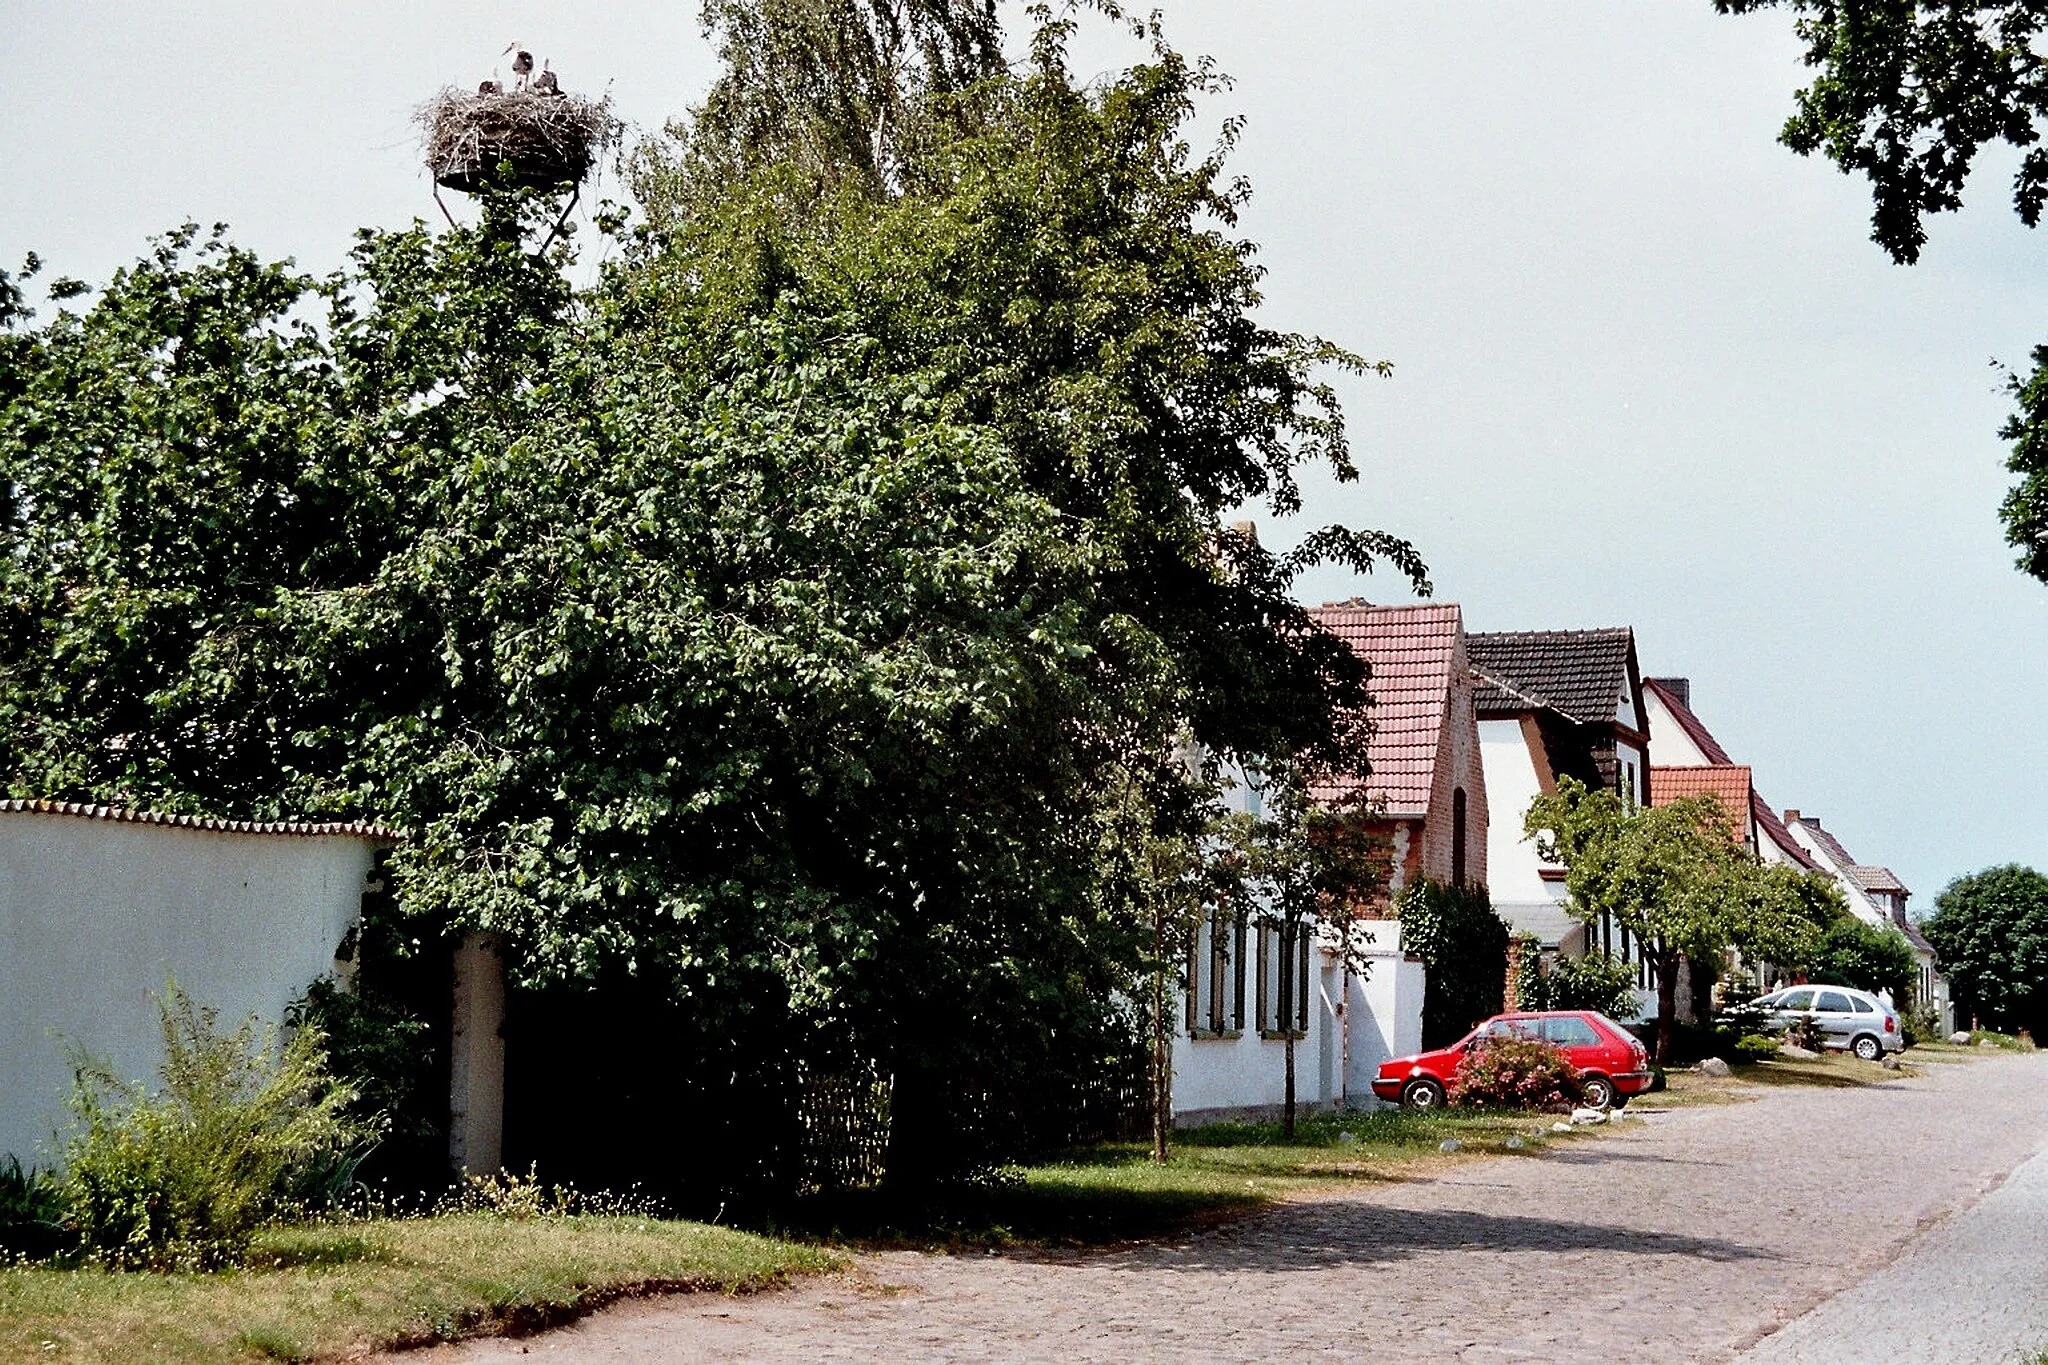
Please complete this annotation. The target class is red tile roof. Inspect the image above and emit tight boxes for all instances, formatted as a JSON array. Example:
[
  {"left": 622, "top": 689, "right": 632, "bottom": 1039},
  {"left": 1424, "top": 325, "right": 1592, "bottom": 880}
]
[
  {"left": 1849, "top": 865, "right": 1911, "bottom": 897},
  {"left": 0, "top": 798, "right": 403, "bottom": 841},
  {"left": 1309, "top": 601, "right": 1464, "bottom": 818},
  {"left": 1650, "top": 765, "right": 1752, "bottom": 840}
]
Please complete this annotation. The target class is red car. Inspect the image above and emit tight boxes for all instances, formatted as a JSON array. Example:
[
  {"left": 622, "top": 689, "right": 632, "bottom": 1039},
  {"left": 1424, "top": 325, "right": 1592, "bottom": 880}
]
[{"left": 1371, "top": 1010, "right": 1653, "bottom": 1111}]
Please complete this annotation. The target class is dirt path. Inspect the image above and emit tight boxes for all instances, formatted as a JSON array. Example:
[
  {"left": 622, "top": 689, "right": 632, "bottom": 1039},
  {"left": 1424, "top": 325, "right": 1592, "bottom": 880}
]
[{"left": 415, "top": 1052, "right": 2048, "bottom": 1364}]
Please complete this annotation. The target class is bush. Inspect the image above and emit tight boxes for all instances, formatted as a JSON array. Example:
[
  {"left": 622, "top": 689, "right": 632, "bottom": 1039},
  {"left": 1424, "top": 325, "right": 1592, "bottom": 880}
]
[
  {"left": 1398, "top": 880, "right": 1509, "bottom": 1049},
  {"left": 1784, "top": 1015, "right": 1828, "bottom": 1053},
  {"left": 1732, "top": 1035, "right": 1780, "bottom": 1065},
  {"left": 1514, "top": 944, "right": 1640, "bottom": 1020},
  {"left": 1901, "top": 1002, "right": 1942, "bottom": 1047},
  {"left": 1812, "top": 919, "right": 1917, "bottom": 1002},
  {"left": 58, "top": 984, "right": 384, "bottom": 1270},
  {"left": 1448, "top": 1035, "right": 1584, "bottom": 1110},
  {"left": 0, "top": 1156, "right": 67, "bottom": 1262}
]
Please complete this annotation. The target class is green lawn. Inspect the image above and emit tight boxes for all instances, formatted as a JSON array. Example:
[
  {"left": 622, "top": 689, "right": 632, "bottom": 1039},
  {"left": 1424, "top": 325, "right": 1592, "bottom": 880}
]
[
  {"left": 1639, "top": 1050, "right": 1922, "bottom": 1108},
  {"left": 0, "top": 1214, "right": 838, "bottom": 1365},
  {"left": 0, "top": 1107, "right": 1612, "bottom": 1362}
]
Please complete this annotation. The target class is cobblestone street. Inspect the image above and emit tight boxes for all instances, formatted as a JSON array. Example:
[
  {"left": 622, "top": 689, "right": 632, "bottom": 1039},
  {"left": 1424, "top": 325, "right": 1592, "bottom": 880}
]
[{"left": 421, "top": 1052, "right": 2048, "bottom": 1364}]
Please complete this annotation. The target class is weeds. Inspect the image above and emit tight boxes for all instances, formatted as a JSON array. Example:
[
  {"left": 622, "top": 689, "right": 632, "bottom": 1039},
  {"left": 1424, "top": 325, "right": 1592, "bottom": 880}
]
[{"left": 56, "top": 983, "right": 383, "bottom": 1270}]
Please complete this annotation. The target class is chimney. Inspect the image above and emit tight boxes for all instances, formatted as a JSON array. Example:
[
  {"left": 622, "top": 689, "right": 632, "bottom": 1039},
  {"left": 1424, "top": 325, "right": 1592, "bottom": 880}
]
[
  {"left": 1783, "top": 809, "right": 1801, "bottom": 827},
  {"left": 1648, "top": 676, "right": 1691, "bottom": 709}
]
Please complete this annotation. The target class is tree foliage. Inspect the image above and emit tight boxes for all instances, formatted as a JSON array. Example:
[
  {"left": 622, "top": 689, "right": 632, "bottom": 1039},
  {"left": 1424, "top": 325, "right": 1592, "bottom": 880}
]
[
  {"left": 1717, "top": 0, "right": 2048, "bottom": 265},
  {"left": 1, "top": 7, "right": 1420, "bottom": 1189},
  {"left": 1717, "top": 0, "right": 2048, "bottom": 581},
  {"left": 1512, "top": 937, "right": 1640, "bottom": 1020},
  {"left": 1398, "top": 879, "right": 1509, "bottom": 1048},
  {"left": 1525, "top": 777, "right": 1846, "bottom": 1059},
  {"left": 1924, "top": 863, "right": 2048, "bottom": 1033},
  {"left": 1811, "top": 916, "right": 1919, "bottom": 1001}
]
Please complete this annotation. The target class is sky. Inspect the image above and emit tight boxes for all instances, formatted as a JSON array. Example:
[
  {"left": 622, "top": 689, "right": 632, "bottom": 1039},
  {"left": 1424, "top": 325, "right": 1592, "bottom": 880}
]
[{"left": 5, "top": 2, "right": 2045, "bottom": 909}]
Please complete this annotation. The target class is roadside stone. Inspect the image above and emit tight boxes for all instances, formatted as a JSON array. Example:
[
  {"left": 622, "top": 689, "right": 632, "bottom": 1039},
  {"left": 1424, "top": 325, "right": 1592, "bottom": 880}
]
[
  {"left": 1438, "top": 1139, "right": 1462, "bottom": 1152},
  {"left": 1570, "top": 1107, "right": 1606, "bottom": 1125},
  {"left": 1504, "top": 1137, "right": 1525, "bottom": 1150},
  {"left": 1780, "top": 1045, "right": 1820, "bottom": 1061},
  {"left": 1951, "top": 1031, "right": 1973, "bottom": 1044},
  {"left": 1882, "top": 1055, "right": 1901, "bottom": 1071},
  {"left": 1981, "top": 1039, "right": 1999, "bottom": 1049},
  {"left": 1699, "top": 1057, "right": 1732, "bottom": 1077},
  {"left": 1551, "top": 1120, "right": 1573, "bottom": 1133},
  {"left": 1337, "top": 1131, "right": 1357, "bottom": 1144}
]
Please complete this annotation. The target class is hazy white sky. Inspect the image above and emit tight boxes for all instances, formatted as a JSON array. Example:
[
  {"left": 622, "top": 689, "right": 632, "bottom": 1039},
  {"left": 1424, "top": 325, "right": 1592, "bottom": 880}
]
[{"left": 5, "top": 2, "right": 2045, "bottom": 907}]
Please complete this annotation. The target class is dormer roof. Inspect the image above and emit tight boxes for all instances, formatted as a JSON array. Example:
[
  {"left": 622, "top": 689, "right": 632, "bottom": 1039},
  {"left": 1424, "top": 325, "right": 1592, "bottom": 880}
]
[{"left": 1468, "top": 628, "right": 1638, "bottom": 727}]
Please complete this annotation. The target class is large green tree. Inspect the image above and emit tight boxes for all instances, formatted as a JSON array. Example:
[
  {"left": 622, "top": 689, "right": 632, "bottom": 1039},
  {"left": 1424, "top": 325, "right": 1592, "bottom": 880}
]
[
  {"left": 1717, "top": 0, "right": 2048, "bottom": 580},
  {"left": 2, "top": 6, "right": 1418, "bottom": 1190},
  {"left": 1924, "top": 864, "right": 2048, "bottom": 1032}
]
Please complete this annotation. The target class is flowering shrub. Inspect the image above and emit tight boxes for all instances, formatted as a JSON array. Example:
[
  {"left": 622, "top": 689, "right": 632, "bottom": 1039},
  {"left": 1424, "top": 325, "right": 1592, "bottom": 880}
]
[{"left": 1448, "top": 1034, "right": 1583, "bottom": 1110}]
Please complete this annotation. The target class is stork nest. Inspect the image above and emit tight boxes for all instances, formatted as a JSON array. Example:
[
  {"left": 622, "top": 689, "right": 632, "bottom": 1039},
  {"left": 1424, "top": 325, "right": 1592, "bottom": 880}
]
[{"left": 418, "top": 87, "right": 619, "bottom": 194}]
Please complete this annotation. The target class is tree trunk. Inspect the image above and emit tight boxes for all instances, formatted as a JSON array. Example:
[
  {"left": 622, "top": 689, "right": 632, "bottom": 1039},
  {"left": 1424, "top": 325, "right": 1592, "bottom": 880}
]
[
  {"left": 1151, "top": 903, "right": 1171, "bottom": 1164},
  {"left": 1283, "top": 1027, "right": 1297, "bottom": 1140},
  {"left": 1655, "top": 950, "right": 1680, "bottom": 1063}
]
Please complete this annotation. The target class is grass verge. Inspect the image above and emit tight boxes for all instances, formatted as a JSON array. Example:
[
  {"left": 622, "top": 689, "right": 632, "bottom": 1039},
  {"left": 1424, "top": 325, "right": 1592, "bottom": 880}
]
[
  {"left": 1638, "top": 1051, "right": 1921, "bottom": 1108},
  {"left": 776, "top": 1107, "right": 1595, "bottom": 1247},
  {"left": 0, "top": 1214, "right": 837, "bottom": 1364}
]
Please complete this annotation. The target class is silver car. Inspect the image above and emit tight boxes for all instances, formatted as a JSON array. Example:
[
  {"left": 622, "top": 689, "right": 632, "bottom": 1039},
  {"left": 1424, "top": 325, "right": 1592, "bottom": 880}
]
[{"left": 1753, "top": 985, "right": 1903, "bottom": 1059}]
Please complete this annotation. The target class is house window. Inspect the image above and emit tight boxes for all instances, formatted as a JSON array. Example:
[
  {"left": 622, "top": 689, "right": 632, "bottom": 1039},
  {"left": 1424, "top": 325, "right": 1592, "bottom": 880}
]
[
  {"left": 1256, "top": 917, "right": 1312, "bottom": 1039},
  {"left": 1186, "top": 901, "right": 1246, "bottom": 1037},
  {"left": 1622, "top": 763, "right": 1638, "bottom": 811},
  {"left": 1451, "top": 787, "right": 1468, "bottom": 887}
]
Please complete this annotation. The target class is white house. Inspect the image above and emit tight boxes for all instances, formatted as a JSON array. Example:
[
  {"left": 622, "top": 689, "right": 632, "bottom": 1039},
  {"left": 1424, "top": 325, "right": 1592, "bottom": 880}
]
[
  {"left": 1783, "top": 809, "right": 1951, "bottom": 1029},
  {"left": 1469, "top": 626, "right": 1654, "bottom": 1007},
  {"left": 1642, "top": 677, "right": 1818, "bottom": 874},
  {"left": 0, "top": 800, "right": 507, "bottom": 1173},
  {"left": 1169, "top": 601, "right": 1486, "bottom": 1122}
]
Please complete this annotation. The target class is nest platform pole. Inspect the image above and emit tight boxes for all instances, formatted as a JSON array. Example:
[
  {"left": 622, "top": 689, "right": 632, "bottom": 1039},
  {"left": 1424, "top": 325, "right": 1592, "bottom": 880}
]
[
  {"left": 535, "top": 184, "right": 581, "bottom": 256},
  {"left": 433, "top": 183, "right": 459, "bottom": 229}
]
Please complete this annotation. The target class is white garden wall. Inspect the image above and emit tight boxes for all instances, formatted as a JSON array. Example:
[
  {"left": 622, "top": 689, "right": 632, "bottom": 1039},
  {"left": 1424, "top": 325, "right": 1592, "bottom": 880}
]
[{"left": 0, "top": 808, "right": 386, "bottom": 1164}]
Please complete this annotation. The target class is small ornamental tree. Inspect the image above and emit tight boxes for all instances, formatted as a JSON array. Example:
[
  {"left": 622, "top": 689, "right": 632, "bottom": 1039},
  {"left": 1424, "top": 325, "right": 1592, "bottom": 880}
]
[
  {"left": 1525, "top": 778, "right": 1841, "bottom": 1063},
  {"left": 1449, "top": 1034, "right": 1583, "bottom": 1111},
  {"left": 1811, "top": 918, "right": 1919, "bottom": 1004},
  {"left": 1212, "top": 759, "right": 1390, "bottom": 1139}
]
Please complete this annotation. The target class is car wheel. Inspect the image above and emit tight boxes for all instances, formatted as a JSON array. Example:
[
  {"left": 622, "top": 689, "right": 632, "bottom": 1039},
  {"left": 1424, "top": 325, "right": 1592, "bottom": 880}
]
[
  {"left": 1581, "top": 1074, "right": 1615, "bottom": 1109},
  {"left": 1401, "top": 1078, "right": 1445, "bottom": 1110},
  {"left": 1851, "top": 1034, "right": 1883, "bottom": 1062}
]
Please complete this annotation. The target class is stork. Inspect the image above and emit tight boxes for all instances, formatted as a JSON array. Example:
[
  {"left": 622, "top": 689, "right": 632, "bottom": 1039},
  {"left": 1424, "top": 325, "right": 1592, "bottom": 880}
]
[
  {"left": 533, "top": 60, "right": 560, "bottom": 96},
  {"left": 505, "top": 42, "right": 534, "bottom": 91},
  {"left": 477, "top": 72, "right": 503, "bottom": 96}
]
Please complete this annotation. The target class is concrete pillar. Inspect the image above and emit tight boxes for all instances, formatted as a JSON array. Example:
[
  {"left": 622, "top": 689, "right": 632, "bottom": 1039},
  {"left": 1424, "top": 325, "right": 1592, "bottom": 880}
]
[{"left": 448, "top": 932, "right": 506, "bottom": 1176}]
